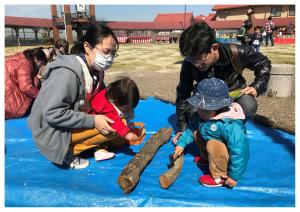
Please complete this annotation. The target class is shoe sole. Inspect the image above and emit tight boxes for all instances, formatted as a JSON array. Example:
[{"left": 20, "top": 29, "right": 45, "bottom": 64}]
[
  {"left": 200, "top": 182, "right": 223, "bottom": 187},
  {"left": 71, "top": 161, "right": 90, "bottom": 169},
  {"left": 95, "top": 154, "right": 115, "bottom": 161}
]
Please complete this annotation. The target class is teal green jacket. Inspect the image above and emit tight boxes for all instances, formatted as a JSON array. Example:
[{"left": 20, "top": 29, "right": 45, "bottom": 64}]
[{"left": 176, "top": 117, "right": 249, "bottom": 181}]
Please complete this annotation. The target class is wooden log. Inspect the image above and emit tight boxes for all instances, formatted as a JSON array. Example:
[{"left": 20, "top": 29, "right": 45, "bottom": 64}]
[
  {"left": 159, "top": 154, "right": 184, "bottom": 189},
  {"left": 117, "top": 128, "right": 172, "bottom": 194}
]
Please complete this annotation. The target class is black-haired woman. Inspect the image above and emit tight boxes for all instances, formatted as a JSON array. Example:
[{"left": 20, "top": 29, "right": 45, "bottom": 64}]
[
  {"left": 28, "top": 24, "right": 121, "bottom": 169},
  {"left": 5, "top": 48, "right": 47, "bottom": 119}
]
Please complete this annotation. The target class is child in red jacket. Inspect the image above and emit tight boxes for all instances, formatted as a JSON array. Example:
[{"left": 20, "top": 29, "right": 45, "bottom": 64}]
[{"left": 91, "top": 77, "right": 141, "bottom": 161}]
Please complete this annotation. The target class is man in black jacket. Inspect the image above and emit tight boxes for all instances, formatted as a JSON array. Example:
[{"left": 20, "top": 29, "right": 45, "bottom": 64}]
[{"left": 173, "top": 21, "right": 271, "bottom": 143}]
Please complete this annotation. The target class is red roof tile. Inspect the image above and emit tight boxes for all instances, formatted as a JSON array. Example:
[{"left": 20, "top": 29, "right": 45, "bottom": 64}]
[
  {"left": 5, "top": 16, "right": 53, "bottom": 28},
  {"left": 153, "top": 12, "right": 193, "bottom": 28},
  {"left": 205, "top": 13, "right": 216, "bottom": 21}
]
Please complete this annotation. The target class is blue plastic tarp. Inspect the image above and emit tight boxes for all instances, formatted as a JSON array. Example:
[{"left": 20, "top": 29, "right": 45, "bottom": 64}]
[{"left": 5, "top": 97, "right": 295, "bottom": 207}]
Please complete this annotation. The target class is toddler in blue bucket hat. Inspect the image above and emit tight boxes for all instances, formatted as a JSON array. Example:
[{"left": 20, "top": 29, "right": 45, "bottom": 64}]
[{"left": 173, "top": 78, "right": 249, "bottom": 188}]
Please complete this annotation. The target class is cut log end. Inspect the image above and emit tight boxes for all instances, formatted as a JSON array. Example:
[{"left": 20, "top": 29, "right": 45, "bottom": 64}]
[
  {"left": 159, "top": 154, "right": 184, "bottom": 189},
  {"left": 159, "top": 175, "right": 170, "bottom": 189},
  {"left": 117, "top": 176, "right": 134, "bottom": 194}
]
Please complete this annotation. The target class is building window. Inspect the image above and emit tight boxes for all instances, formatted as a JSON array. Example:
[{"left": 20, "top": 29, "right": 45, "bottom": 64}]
[
  {"left": 289, "top": 5, "right": 295, "bottom": 16},
  {"left": 271, "top": 6, "right": 282, "bottom": 17}
]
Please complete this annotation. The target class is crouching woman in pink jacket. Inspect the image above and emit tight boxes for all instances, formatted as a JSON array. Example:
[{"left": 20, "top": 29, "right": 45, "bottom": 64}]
[{"left": 5, "top": 48, "right": 48, "bottom": 119}]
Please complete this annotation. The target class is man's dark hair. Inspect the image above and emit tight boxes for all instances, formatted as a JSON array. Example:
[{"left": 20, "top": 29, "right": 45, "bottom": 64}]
[
  {"left": 179, "top": 21, "right": 216, "bottom": 58},
  {"left": 268, "top": 16, "right": 272, "bottom": 21},
  {"left": 106, "top": 77, "right": 140, "bottom": 111}
]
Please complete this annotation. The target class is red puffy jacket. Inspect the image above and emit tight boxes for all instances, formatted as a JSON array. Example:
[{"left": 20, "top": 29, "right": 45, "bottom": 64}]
[{"left": 5, "top": 52, "right": 40, "bottom": 119}]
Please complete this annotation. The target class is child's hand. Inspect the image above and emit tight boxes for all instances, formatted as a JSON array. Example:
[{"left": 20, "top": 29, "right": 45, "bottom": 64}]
[
  {"left": 224, "top": 177, "right": 237, "bottom": 187},
  {"left": 172, "top": 132, "right": 183, "bottom": 145},
  {"left": 173, "top": 146, "right": 184, "bottom": 159},
  {"left": 125, "top": 132, "right": 138, "bottom": 141}
]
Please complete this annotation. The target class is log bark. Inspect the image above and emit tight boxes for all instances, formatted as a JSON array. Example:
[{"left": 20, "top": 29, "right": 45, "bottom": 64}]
[
  {"left": 159, "top": 154, "right": 184, "bottom": 189},
  {"left": 117, "top": 128, "right": 173, "bottom": 194}
]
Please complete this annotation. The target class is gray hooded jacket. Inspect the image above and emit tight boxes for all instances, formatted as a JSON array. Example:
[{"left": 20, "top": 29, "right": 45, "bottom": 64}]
[{"left": 28, "top": 54, "right": 95, "bottom": 164}]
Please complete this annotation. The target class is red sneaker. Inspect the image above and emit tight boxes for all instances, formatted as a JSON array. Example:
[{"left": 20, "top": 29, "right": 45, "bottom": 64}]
[
  {"left": 193, "top": 156, "right": 208, "bottom": 165},
  {"left": 199, "top": 175, "right": 225, "bottom": 187}
]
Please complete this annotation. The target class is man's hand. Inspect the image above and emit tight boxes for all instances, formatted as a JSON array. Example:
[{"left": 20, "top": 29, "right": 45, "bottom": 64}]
[
  {"left": 224, "top": 177, "right": 237, "bottom": 187},
  {"left": 241, "top": 86, "right": 257, "bottom": 97},
  {"left": 172, "top": 132, "right": 183, "bottom": 145},
  {"left": 173, "top": 146, "right": 184, "bottom": 159}
]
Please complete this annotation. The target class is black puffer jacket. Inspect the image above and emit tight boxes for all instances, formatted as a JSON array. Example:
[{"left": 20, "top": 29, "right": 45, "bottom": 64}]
[{"left": 175, "top": 42, "right": 271, "bottom": 131}]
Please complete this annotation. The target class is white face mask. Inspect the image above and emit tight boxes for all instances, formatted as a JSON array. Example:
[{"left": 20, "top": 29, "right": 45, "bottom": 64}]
[{"left": 92, "top": 52, "right": 114, "bottom": 72}]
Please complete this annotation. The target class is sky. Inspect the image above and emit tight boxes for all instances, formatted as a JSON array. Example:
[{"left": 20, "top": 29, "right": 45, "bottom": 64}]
[{"left": 5, "top": 4, "right": 214, "bottom": 21}]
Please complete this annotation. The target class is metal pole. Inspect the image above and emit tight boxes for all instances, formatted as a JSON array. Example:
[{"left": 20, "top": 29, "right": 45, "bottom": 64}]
[
  {"left": 63, "top": 8, "right": 67, "bottom": 41},
  {"left": 183, "top": 4, "right": 186, "bottom": 29}
]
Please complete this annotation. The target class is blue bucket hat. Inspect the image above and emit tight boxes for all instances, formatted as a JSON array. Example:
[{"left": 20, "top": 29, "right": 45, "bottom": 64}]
[{"left": 187, "top": 78, "right": 233, "bottom": 110}]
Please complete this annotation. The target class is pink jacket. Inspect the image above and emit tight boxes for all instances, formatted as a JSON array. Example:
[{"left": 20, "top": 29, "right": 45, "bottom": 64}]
[
  {"left": 5, "top": 52, "right": 40, "bottom": 119},
  {"left": 212, "top": 102, "right": 245, "bottom": 120}
]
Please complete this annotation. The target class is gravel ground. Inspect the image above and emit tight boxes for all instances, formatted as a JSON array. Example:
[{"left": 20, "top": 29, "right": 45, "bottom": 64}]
[{"left": 105, "top": 68, "right": 295, "bottom": 134}]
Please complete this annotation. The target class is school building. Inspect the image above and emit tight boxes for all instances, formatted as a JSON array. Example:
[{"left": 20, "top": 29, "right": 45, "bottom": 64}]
[{"left": 208, "top": 5, "right": 295, "bottom": 43}]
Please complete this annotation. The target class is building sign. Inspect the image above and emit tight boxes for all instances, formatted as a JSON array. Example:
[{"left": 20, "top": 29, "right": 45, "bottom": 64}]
[{"left": 76, "top": 4, "right": 86, "bottom": 13}]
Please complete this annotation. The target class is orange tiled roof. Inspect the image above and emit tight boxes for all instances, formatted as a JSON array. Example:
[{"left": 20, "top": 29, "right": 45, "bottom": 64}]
[{"left": 153, "top": 12, "right": 193, "bottom": 27}]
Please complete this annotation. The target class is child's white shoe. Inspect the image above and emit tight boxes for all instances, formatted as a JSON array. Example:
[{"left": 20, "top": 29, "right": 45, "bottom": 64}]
[{"left": 94, "top": 149, "right": 115, "bottom": 161}]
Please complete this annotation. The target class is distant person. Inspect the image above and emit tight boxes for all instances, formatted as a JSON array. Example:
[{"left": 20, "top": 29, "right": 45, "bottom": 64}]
[
  {"left": 251, "top": 26, "right": 263, "bottom": 52},
  {"left": 41, "top": 47, "right": 56, "bottom": 62},
  {"left": 173, "top": 21, "right": 271, "bottom": 143},
  {"left": 5, "top": 48, "right": 48, "bottom": 119},
  {"left": 28, "top": 24, "right": 120, "bottom": 169},
  {"left": 89, "top": 77, "right": 144, "bottom": 161},
  {"left": 37, "top": 40, "right": 69, "bottom": 81},
  {"left": 237, "top": 7, "right": 255, "bottom": 45},
  {"left": 37, "top": 47, "right": 56, "bottom": 81},
  {"left": 236, "top": 20, "right": 247, "bottom": 43},
  {"left": 264, "top": 16, "right": 275, "bottom": 47},
  {"left": 173, "top": 78, "right": 249, "bottom": 188},
  {"left": 55, "top": 39, "right": 69, "bottom": 55}
]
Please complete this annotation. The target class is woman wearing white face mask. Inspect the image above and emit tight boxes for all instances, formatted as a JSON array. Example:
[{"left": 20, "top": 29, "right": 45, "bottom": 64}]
[
  {"left": 88, "top": 43, "right": 114, "bottom": 72},
  {"left": 28, "top": 24, "right": 121, "bottom": 169}
]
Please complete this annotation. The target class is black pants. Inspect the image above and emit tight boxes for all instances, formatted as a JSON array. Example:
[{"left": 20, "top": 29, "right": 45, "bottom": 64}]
[
  {"left": 234, "top": 94, "right": 258, "bottom": 121},
  {"left": 265, "top": 32, "right": 274, "bottom": 46}
]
